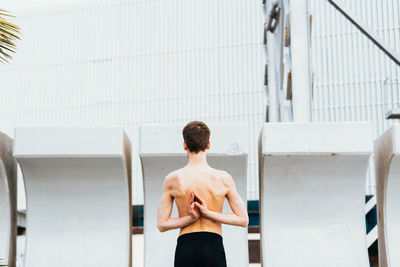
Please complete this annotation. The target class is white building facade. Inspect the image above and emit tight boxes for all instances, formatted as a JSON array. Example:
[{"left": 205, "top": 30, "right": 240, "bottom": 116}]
[{"left": 0, "top": 0, "right": 398, "bottom": 207}]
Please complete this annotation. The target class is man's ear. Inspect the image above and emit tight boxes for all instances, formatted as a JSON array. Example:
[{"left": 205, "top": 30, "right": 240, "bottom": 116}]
[
  {"left": 183, "top": 141, "right": 188, "bottom": 151},
  {"left": 206, "top": 141, "right": 210, "bottom": 150}
]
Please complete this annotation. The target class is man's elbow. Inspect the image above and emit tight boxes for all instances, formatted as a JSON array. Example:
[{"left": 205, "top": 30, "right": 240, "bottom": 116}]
[
  {"left": 157, "top": 223, "right": 166, "bottom": 232},
  {"left": 241, "top": 215, "right": 249, "bottom": 228}
]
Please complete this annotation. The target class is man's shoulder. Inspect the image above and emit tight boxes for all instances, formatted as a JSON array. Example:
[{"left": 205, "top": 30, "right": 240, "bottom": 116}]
[
  {"left": 163, "top": 169, "right": 186, "bottom": 194},
  {"left": 164, "top": 169, "right": 186, "bottom": 187},
  {"left": 210, "top": 168, "right": 232, "bottom": 182},
  {"left": 165, "top": 169, "right": 181, "bottom": 181},
  {"left": 211, "top": 169, "right": 235, "bottom": 188}
]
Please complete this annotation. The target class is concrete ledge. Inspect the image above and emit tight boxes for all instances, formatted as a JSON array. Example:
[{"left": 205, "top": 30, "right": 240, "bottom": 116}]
[
  {"left": 260, "top": 122, "right": 372, "bottom": 267},
  {"left": 374, "top": 124, "right": 400, "bottom": 267},
  {"left": 0, "top": 132, "right": 17, "bottom": 267},
  {"left": 14, "top": 127, "right": 126, "bottom": 157},
  {"left": 262, "top": 122, "right": 372, "bottom": 155},
  {"left": 139, "top": 124, "right": 248, "bottom": 267},
  {"left": 14, "top": 127, "right": 132, "bottom": 267}
]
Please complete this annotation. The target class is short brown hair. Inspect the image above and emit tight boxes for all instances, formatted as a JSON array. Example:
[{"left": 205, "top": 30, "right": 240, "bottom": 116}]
[{"left": 182, "top": 121, "right": 210, "bottom": 153}]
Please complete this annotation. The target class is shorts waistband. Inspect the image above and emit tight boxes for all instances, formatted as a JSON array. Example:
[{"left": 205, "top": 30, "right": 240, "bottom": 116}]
[{"left": 177, "top": 231, "right": 223, "bottom": 243}]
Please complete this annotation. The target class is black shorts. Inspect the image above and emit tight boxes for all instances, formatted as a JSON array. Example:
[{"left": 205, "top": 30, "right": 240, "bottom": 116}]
[{"left": 174, "top": 231, "right": 227, "bottom": 267}]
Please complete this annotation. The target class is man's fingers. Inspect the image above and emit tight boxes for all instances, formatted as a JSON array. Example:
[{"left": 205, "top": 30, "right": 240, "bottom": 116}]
[
  {"left": 196, "top": 193, "right": 204, "bottom": 203},
  {"left": 189, "top": 191, "right": 194, "bottom": 205},
  {"left": 193, "top": 192, "right": 204, "bottom": 204}
]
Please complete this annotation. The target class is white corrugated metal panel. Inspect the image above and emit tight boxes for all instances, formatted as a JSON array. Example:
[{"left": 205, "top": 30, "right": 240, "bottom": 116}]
[
  {"left": 0, "top": 0, "right": 265, "bottom": 204},
  {"left": 3, "top": 0, "right": 398, "bottom": 203},
  {"left": 310, "top": 0, "right": 400, "bottom": 194}
]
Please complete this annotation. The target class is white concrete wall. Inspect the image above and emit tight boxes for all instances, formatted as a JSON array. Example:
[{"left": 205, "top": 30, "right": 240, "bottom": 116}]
[
  {"left": 140, "top": 124, "right": 248, "bottom": 267},
  {"left": 374, "top": 124, "right": 400, "bottom": 267},
  {"left": 0, "top": 133, "right": 17, "bottom": 267},
  {"left": 0, "top": 0, "right": 265, "bottom": 206},
  {"left": 0, "top": 0, "right": 398, "bottom": 207},
  {"left": 260, "top": 122, "right": 372, "bottom": 267},
  {"left": 14, "top": 127, "right": 132, "bottom": 267},
  {"left": 310, "top": 0, "right": 400, "bottom": 195},
  {"left": 0, "top": 162, "right": 10, "bottom": 266}
]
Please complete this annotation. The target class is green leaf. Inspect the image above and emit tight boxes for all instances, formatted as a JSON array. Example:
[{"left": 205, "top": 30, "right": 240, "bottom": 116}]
[
  {"left": 0, "top": 44, "right": 14, "bottom": 52},
  {"left": 0, "top": 10, "right": 20, "bottom": 63}
]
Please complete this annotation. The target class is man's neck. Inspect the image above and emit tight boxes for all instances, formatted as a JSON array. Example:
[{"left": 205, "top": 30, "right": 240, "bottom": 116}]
[{"left": 187, "top": 150, "right": 209, "bottom": 166}]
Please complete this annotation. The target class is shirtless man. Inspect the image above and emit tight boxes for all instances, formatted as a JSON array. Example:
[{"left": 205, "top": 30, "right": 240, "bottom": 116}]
[{"left": 157, "top": 121, "right": 248, "bottom": 267}]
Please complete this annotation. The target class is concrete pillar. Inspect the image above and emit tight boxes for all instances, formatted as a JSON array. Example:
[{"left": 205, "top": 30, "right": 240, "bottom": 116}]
[
  {"left": 14, "top": 127, "right": 132, "bottom": 267},
  {"left": 0, "top": 132, "right": 17, "bottom": 267},
  {"left": 290, "top": 0, "right": 312, "bottom": 122},
  {"left": 260, "top": 122, "right": 372, "bottom": 267},
  {"left": 139, "top": 124, "right": 248, "bottom": 267},
  {"left": 267, "top": 30, "right": 279, "bottom": 122},
  {"left": 374, "top": 124, "right": 400, "bottom": 267}
]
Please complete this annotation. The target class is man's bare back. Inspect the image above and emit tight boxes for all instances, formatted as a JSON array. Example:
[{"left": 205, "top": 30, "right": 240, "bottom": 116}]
[
  {"left": 157, "top": 159, "right": 247, "bottom": 235},
  {"left": 166, "top": 165, "right": 230, "bottom": 236}
]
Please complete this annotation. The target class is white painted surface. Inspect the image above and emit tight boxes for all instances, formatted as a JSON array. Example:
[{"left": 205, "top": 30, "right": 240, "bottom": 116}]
[
  {"left": 16, "top": 167, "right": 25, "bottom": 211},
  {"left": 311, "top": 0, "right": 400, "bottom": 135},
  {"left": 14, "top": 127, "right": 132, "bottom": 267},
  {"left": 0, "top": 0, "right": 399, "bottom": 203},
  {"left": 16, "top": 234, "right": 145, "bottom": 267},
  {"left": 262, "top": 122, "right": 372, "bottom": 155},
  {"left": 374, "top": 124, "right": 400, "bottom": 267},
  {"left": 266, "top": 31, "right": 279, "bottom": 122},
  {"left": 367, "top": 225, "right": 378, "bottom": 248},
  {"left": 291, "top": 0, "right": 312, "bottom": 122},
  {"left": 260, "top": 122, "right": 372, "bottom": 267},
  {"left": 0, "top": 133, "right": 17, "bottom": 267},
  {"left": 14, "top": 127, "right": 126, "bottom": 157},
  {"left": 2, "top": 0, "right": 92, "bottom": 10},
  {"left": 310, "top": 0, "right": 400, "bottom": 194},
  {"left": 0, "top": 161, "right": 10, "bottom": 266},
  {"left": 132, "top": 234, "right": 144, "bottom": 267},
  {"left": 0, "top": 0, "right": 265, "bottom": 205},
  {"left": 139, "top": 124, "right": 248, "bottom": 267},
  {"left": 16, "top": 235, "right": 25, "bottom": 267}
]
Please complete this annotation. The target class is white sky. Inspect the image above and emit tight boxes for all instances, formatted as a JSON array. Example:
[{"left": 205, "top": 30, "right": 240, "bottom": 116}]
[{"left": 1, "top": 0, "right": 88, "bottom": 11}]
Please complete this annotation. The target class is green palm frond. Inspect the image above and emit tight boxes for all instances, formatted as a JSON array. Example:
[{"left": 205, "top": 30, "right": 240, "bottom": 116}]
[{"left": 0, "top": 9, "right": 20, "bottom": 63}]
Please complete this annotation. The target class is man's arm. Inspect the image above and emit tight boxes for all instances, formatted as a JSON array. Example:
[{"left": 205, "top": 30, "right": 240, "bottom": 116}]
[
  {"left": 157, "top": 176, "right": 199, "bottom": 232},
  {"left": 194, "top": 173, "right": 249, "bottom": 227}
]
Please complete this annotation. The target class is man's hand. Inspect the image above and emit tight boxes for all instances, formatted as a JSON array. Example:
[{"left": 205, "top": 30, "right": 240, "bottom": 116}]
[
  {"left": 192, "top": 172, "right": 249, "bottom": 228},
  {"left": 193, "top": 192, "right": 210, "bottom": 217},
  {"left": 157, "top": 175, "right": 202, "bottom": 232},
  {"left": 188, "top": 191, "right": 200, "bottom": 221}
]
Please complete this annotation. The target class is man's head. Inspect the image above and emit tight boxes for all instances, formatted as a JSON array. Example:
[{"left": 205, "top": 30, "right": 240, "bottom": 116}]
[{"left": 182, "top": 121, "right": 210, "bottom": 153}]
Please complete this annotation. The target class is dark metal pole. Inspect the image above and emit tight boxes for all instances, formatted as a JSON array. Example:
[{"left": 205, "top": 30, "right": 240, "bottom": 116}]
[{"left": 327, "top": 0, "right": 400, "bottom": 66}]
